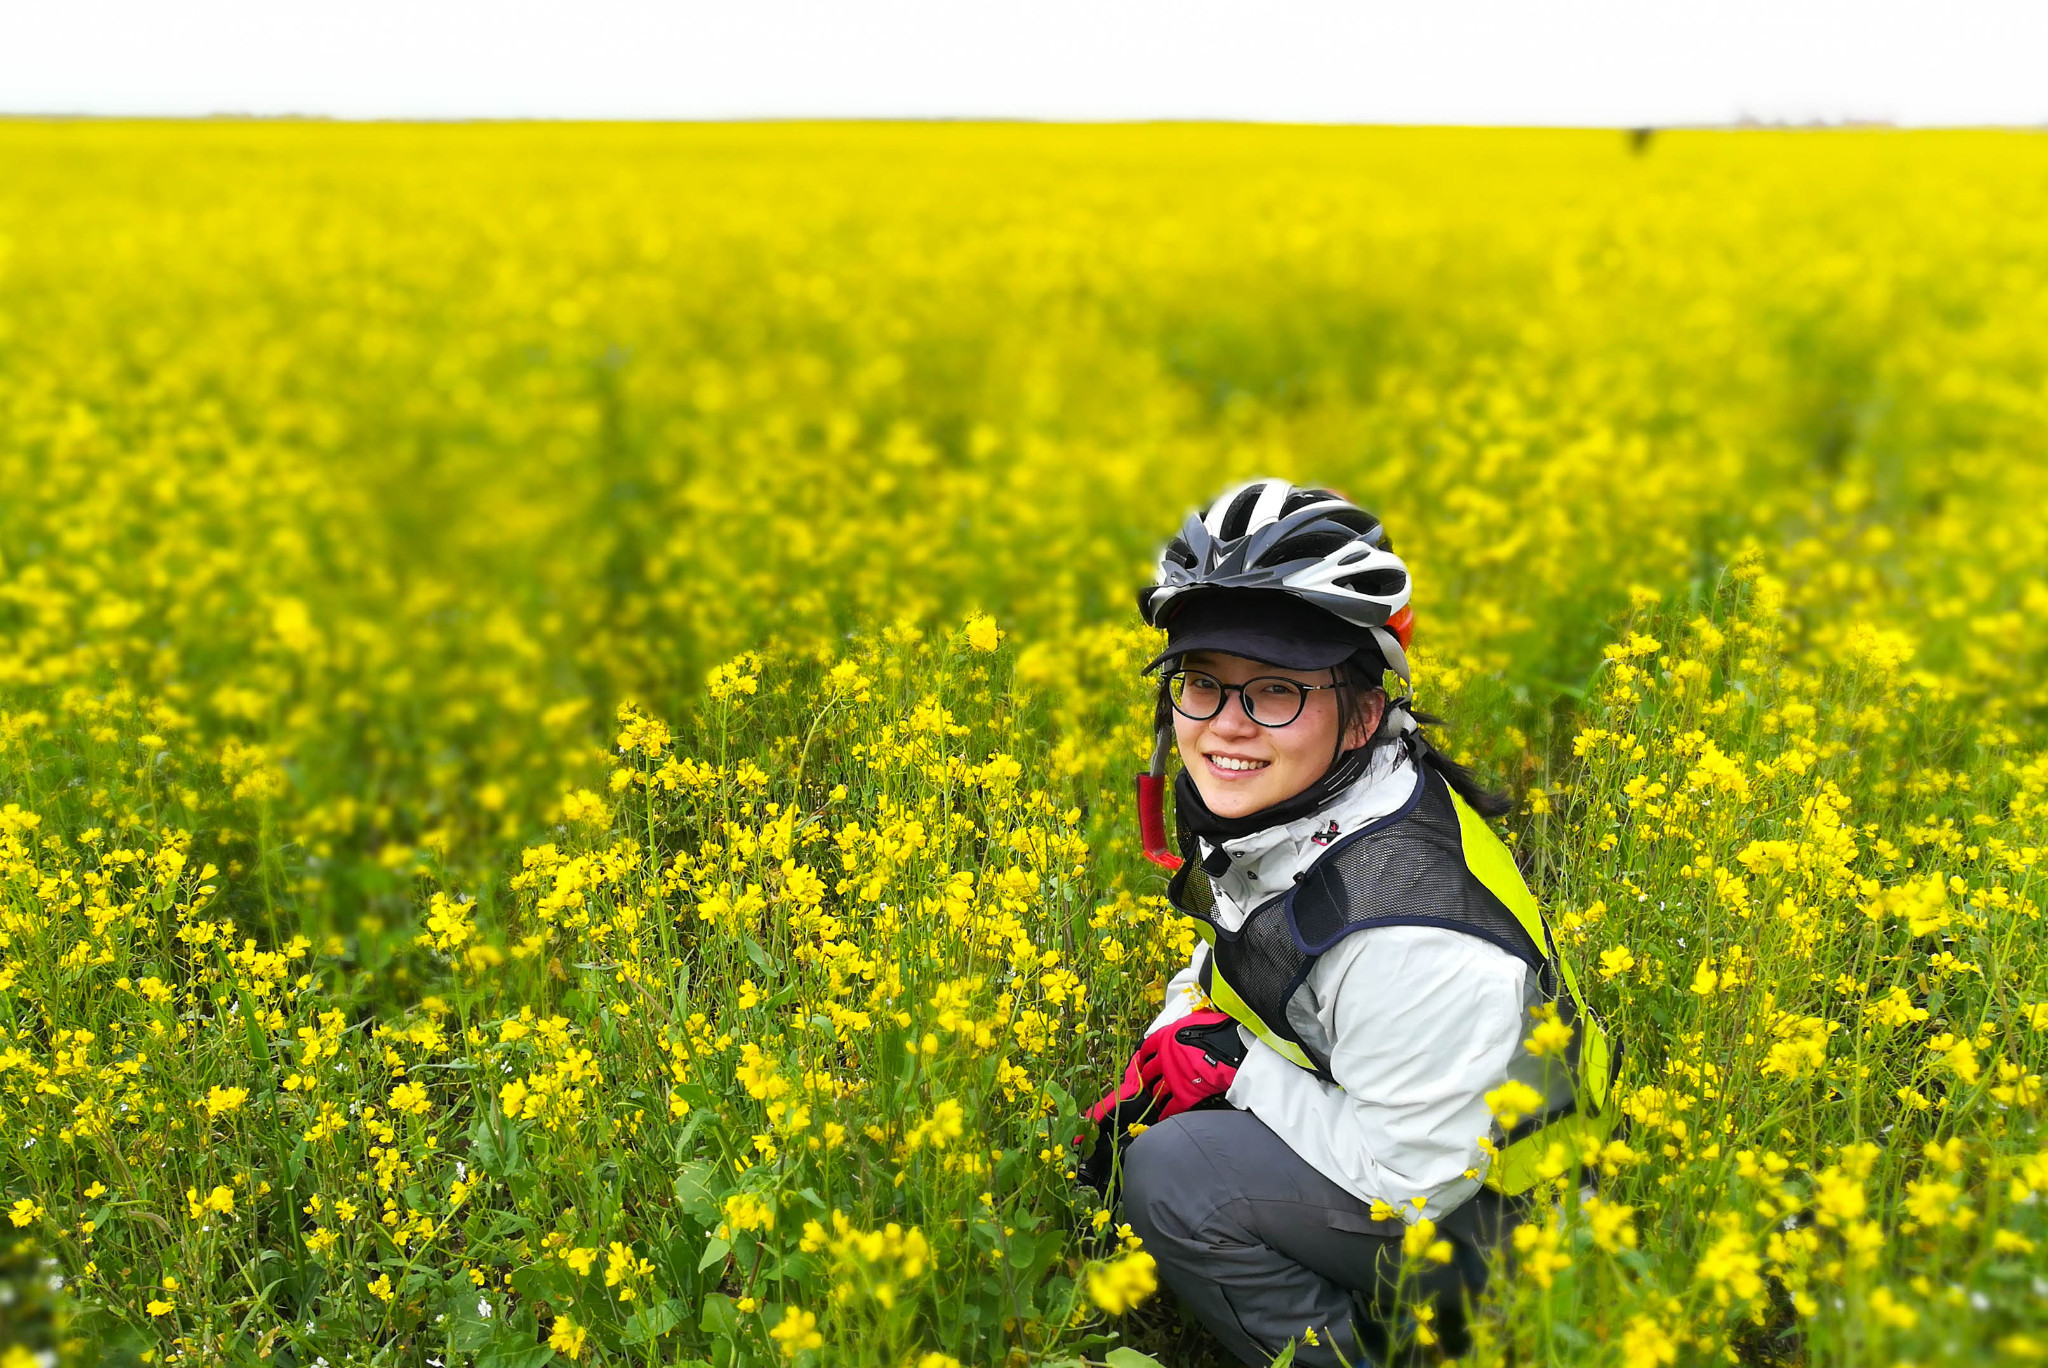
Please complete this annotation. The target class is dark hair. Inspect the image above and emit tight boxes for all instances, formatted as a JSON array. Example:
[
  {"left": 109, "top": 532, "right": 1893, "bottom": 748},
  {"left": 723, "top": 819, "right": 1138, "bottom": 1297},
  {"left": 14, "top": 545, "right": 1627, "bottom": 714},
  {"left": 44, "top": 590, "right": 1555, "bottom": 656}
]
[{"left": 1155, "top": 649, "right": 1515, "bottom": 819}]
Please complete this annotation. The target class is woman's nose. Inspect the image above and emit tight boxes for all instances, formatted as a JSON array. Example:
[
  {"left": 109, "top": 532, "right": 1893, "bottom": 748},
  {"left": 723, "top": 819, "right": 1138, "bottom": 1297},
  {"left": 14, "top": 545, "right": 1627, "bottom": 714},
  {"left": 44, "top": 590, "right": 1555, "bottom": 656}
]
[{"left": 1207, "top": 698, "right": 1260, "bottom": 738}]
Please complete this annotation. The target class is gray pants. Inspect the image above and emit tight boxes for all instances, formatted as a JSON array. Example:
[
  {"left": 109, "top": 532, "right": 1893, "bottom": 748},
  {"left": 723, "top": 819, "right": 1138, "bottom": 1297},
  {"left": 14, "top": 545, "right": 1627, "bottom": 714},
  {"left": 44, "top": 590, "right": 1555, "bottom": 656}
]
[{"left": 1121, "top": 1109, "right": 1514, "bottom": 1368}]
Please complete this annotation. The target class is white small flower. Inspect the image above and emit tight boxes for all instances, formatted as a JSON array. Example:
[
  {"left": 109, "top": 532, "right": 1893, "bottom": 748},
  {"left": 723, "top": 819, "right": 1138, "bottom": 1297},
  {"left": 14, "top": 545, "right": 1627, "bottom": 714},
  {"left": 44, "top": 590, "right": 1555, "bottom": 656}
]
[{"left": 478, "top": 1298, "right": 493, "bottom": 1319}]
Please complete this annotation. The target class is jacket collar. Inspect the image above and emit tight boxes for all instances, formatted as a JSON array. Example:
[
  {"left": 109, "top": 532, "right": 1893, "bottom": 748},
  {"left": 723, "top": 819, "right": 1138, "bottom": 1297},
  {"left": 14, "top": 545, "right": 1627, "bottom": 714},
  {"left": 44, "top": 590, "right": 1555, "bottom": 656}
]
[{"left": 1197, "top": 745, "right": 1420, "bottom": 931}]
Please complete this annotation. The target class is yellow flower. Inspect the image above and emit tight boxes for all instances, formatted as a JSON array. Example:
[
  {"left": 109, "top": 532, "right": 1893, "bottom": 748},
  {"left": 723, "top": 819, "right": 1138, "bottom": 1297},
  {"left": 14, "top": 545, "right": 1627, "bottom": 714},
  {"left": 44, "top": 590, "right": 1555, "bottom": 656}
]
[
  {"left": 603, "top": 1240, "right": 654, "bottom": 1301},
  {"left": 185, "top": 1186, "right": 234, "bottom": 1220},
  {"left": 1402, "top": 1217, "right": 1453, "bottom": 1264},
  {"left": 1511, "top": 1218, "right": 1572, "bottom": 1289},
  {"left": 706, "top": 657, "right": 761, "bottom": 703},
  {"left": 368, "top": 1273, "right": 394, "bottom": 1303},
  {"left": 1693, "top": 1222, "right": 1764, "bottom": 1306},
  {"left": 770, "top": 1305, "right": 824, "bottom": 1358},
  {"left": 1584, "top": 1197, "right": 1638, "bottom": 1252},
  {"left": 1865, "top": 1286, "right": 1918, "bottom": 1330},
  {"left": 146, "top": 1297, "right": 175, "bottom": 1316},
  {"left": 203, "top": 1085, "right": 249, "bottom": 1117},
  {"left": 721, "top": 1192, "right": 776, "bottom": 1236},
  {"left": 1619, "top": 1314, "right": 1677, "bottom": 1367},
  {"left": 1525, "top": 1017, "right": 1573, "bottom": 1057},
  {"left": 1484, "top": 1079, "right": 1546, "bottom": 1130},
  {"left": 389, "top": 1081, "right": 431, "bottom": 1116},
  {"left": 1598, "top": 946, "right": 1636, "bottom": 980},
  {"left": 7, "top": 1198, "right": 43, "bottom": 1227},
  {"left": 549, "top": 1313, "right": 589, "bottom": 1359},
  {"left": 963, "top": 613, "right": 1002, "bottom": 653},
  {"left": 1085, "top": 1248, "right": 1159, "bottom": 1315}
]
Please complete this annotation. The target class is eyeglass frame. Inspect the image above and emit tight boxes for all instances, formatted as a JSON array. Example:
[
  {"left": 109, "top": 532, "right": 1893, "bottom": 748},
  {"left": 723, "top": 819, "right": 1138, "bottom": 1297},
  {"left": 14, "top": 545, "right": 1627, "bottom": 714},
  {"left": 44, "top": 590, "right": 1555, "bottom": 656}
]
[{"left": 1164, "top": 668, "right": 1342, "bottom": 728}]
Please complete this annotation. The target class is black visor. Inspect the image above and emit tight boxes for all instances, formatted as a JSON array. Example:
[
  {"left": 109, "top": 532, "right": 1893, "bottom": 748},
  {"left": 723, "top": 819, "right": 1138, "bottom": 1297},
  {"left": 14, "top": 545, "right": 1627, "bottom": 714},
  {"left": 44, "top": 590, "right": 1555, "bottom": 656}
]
[{"left": 1143, "top": 590, "right": 1376, "bottom": 673}]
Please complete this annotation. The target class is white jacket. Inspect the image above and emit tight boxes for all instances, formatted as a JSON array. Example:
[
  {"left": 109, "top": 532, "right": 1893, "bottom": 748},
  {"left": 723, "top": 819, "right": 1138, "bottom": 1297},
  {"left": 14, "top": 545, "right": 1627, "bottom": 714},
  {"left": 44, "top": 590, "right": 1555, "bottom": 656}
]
[{"left": 1145, "top": 745, "right": 1551, "bottom": 1221}]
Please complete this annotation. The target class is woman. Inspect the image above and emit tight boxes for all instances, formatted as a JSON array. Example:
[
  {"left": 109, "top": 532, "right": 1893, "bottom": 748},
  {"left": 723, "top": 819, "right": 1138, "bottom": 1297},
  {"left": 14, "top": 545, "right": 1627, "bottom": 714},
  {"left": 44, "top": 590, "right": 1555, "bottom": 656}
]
[{"left": 1087, "top": 480, "right": 1614, "bottom": 1366}]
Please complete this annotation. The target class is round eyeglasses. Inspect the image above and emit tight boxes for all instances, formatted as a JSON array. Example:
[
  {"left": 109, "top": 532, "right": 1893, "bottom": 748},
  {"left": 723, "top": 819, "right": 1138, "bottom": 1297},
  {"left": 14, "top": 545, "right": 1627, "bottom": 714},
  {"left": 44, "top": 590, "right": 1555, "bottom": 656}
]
[{"left": 1166, "top": 669, "right": 1338, "bottom": 728}]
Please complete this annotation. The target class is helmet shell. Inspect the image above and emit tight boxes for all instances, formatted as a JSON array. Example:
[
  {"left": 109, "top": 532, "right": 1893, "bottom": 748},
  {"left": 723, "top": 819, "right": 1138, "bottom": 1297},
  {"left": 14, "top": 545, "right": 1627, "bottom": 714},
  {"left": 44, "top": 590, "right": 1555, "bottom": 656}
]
[{"left": 1141, "top": 479, "right": 1415, "bottom": 680}]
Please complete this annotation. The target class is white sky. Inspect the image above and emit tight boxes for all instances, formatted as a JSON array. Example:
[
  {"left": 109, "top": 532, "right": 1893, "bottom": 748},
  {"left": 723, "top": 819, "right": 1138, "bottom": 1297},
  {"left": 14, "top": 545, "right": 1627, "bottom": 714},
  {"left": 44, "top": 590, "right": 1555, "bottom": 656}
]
[{"left": 4, "top": 0, "right": 2045, "bottom": 126}]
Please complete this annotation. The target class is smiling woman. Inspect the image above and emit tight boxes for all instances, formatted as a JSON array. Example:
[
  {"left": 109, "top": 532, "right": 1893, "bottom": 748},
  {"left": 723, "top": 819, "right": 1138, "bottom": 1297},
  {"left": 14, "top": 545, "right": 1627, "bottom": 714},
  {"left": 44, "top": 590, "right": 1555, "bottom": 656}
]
[{"left": 1084, "top": 479, "right": 1616, "bottom": 1366}]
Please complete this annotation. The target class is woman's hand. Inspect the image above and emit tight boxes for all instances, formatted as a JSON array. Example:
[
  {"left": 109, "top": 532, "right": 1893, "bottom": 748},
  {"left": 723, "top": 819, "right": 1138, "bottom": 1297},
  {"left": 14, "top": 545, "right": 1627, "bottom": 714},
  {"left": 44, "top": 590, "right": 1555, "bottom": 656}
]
[
  {"left": 1086, "top": 1010, "right": 1244, "bottom": 1124},
  {"left": 1146, "top": 1010, "right": 1244, "bottom": 1117},
  {"left": 1085, "top": 1044, "right": 1161, "bottom": 1125}
]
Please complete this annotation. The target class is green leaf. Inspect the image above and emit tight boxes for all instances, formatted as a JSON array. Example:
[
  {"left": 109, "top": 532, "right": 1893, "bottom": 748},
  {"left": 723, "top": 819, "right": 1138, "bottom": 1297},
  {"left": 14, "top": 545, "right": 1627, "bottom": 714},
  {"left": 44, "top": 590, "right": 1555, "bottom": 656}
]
[
  {"left": 447, "top": 1305, "right": 496, "bottom": 1353},
  {"left": 469, "top": 1111, "right": 527, "bottom": 1180},
  {"left": 1106, "top": 1350, "right": 1166, "bottom": 1368},
  {"left": 697, "top": 1235, "right": 732, "bottom": 1273},
  {"left": 672, "top": 1160, "right": 722, "bottom": 1225},
  {"left": 700, "top": 1292, "right": 739, "bottom": 1336},
  {"left": 475, "top": 1332, "right": 555, "bottom": 1368},
  {"left": 509, "top": 1263, "right": 570, "bottom": 1306},
  {"left": 622, "top": 1297, "right": 684, "bottom": 1345},
  {"left": 669, "top": 1109, "right": 711, "bottom": 1163},
  {"left": 743, "top": 936, "right": 775, "bottom": 977}
]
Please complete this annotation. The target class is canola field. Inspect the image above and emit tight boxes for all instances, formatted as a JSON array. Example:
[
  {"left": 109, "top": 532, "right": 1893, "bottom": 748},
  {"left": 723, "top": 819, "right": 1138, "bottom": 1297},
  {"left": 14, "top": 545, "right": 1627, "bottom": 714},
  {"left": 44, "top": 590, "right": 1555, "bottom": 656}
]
[{"left": 2, "top": 122, "right": 2047, "bottom": 1367}]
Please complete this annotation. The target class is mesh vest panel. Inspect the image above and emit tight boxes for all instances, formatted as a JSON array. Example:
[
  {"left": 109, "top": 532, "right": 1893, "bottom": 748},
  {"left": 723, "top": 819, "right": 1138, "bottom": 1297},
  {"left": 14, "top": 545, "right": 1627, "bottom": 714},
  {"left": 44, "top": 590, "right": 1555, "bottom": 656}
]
[{"left": 1175, "top": 765, "right": 1546, "bottom": 1078}]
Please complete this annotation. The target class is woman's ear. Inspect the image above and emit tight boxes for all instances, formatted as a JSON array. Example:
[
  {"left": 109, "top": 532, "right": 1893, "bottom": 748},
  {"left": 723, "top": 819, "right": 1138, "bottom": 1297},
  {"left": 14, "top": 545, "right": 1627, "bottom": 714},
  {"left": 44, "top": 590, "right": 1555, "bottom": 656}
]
[{"left": 1346, "top": 687, "right": 1387, "bottom": 751}]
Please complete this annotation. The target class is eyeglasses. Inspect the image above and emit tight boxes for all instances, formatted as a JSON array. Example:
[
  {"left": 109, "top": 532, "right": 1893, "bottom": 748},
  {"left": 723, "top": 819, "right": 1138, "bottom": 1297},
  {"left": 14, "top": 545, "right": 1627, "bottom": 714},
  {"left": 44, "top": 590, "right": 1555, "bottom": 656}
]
[{"left": 1166, "top": 669, "right": 1338, "bottom": 728}]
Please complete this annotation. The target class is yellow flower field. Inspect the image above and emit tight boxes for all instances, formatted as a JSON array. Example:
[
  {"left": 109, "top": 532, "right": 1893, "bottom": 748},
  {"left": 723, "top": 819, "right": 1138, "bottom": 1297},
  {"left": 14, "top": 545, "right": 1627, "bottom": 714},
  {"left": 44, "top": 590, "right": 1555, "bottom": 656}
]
[{"left": 1, "top": 122, "right": 2046, "bottom": 1365}]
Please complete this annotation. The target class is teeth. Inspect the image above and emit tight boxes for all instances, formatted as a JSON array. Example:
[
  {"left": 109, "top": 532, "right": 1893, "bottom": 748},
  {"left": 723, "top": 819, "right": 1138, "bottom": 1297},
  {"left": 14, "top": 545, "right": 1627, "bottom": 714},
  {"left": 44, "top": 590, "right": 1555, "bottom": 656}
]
[{"left": 1209, "top": 755, "right": 1270, "bottom": 772}]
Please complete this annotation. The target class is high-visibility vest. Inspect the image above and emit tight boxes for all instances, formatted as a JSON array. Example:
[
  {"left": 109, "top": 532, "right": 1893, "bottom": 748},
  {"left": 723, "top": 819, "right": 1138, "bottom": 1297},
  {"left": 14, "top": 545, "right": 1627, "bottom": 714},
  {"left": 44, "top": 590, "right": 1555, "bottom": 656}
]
[{"left": 1168, "top": 760, "right": 1619, "bottom": 1196}]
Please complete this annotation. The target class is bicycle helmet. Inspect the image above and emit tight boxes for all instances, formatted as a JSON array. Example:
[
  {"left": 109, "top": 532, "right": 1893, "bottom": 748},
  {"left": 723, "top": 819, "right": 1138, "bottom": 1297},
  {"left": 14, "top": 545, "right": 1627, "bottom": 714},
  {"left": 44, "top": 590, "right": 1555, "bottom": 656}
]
[{"left": 1139, "top": 478, "right": 1415, "bottom": 684}]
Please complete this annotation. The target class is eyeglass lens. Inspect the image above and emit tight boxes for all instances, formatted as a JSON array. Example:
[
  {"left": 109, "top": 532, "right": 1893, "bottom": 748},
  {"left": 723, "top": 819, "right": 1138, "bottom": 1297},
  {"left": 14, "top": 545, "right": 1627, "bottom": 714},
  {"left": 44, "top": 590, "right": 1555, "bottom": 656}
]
[{"left": 1170, "top": 671, "right": 1307, "bottom": 726}]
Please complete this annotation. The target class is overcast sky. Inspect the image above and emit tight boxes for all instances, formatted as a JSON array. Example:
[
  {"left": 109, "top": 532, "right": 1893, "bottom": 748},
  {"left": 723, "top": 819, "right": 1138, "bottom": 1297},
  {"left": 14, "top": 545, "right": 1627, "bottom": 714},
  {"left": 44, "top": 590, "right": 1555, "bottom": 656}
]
[{"left": 4, "top": 0, "right": 2044, "bottom": 125}]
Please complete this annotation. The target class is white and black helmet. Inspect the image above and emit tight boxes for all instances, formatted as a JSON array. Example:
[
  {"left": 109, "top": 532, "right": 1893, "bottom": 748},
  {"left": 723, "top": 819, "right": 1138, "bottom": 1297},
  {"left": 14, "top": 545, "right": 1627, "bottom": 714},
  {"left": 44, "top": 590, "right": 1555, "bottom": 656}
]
[{"left": 1139, "top": 479, "right": 1416, "bottom": 683}]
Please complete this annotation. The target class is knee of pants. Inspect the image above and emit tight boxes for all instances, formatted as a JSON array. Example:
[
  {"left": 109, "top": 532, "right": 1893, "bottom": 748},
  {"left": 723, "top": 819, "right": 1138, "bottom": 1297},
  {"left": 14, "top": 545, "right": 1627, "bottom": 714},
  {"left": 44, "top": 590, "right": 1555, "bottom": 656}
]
[{"left": 1118, "top": 1114, "right": 1213, "bottom": 1249}]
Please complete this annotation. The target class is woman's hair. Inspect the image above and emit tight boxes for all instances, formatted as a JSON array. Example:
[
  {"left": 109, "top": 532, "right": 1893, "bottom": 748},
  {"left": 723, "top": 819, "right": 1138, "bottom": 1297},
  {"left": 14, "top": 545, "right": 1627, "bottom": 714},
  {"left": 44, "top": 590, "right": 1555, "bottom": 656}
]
[{"left": 1156, "top": 650, "right": 1515, "bottom": 819}]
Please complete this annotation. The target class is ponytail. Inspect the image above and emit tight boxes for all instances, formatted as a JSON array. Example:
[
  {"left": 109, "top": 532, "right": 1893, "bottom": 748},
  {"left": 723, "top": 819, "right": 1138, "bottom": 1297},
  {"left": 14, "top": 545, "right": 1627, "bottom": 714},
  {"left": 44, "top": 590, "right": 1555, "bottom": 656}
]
[{"left": 1338, "top": 654, "right": 1515, "bottom": 820}]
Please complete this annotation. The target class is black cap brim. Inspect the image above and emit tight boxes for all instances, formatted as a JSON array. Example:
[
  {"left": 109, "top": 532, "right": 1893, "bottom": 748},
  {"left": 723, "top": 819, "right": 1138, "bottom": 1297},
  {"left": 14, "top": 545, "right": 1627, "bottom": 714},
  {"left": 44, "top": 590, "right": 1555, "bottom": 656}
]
[{"left": 1142, "top": 589, "right": 1374, "bottom": 674}]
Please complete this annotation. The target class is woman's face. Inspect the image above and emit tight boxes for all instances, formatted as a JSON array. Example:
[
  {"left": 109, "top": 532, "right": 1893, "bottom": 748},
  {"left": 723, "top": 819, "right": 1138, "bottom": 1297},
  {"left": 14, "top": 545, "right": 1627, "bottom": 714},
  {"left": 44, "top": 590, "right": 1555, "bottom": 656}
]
[{"left": 1172, "top": 651, "right": 1383, "bottom": 820}]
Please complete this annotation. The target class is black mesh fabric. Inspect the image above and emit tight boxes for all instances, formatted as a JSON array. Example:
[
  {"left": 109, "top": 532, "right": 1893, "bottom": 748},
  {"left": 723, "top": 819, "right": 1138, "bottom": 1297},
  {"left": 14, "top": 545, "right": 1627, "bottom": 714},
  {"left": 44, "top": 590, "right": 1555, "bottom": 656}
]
[
  {"left": 1171, "top": 761, "right": 1556, "bottom": 1080},
  {"left": 1288, "top": 765, "right": 1545, "bottom": 970}
]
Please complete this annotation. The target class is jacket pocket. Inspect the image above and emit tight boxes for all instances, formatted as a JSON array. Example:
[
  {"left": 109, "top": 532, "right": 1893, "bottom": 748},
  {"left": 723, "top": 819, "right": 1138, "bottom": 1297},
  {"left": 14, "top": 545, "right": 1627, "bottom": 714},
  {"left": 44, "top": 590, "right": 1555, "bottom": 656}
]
[{"left": 1323, "top": 1208, "right": 1407, "bottom": 1239}]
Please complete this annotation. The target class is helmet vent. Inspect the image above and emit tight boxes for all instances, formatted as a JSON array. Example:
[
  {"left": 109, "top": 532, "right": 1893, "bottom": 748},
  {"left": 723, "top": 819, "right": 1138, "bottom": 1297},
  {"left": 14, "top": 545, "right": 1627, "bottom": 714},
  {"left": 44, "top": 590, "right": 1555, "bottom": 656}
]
[
  {"left": 1335, "top": 569, "right": 1407, "bottom": 597},
  {"left": 1217, "top": 486, "right": 1266, "bottom": 541}
]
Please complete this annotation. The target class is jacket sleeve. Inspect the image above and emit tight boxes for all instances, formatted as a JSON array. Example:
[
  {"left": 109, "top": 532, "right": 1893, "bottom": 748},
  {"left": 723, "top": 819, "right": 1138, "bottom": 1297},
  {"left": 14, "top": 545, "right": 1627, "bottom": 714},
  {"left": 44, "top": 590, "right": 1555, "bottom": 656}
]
[
  {"left": 1223, "top": 924, "right": 1531, "bottom": 1219},
  {"left": 1141, "top": 941, "right": 1211, "bottom": 1037}
]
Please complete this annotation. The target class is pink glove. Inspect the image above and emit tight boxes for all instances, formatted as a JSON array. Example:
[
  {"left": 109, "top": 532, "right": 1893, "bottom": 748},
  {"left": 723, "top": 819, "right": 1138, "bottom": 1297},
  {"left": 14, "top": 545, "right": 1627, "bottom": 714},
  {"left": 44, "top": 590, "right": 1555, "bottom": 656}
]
[
  {"left": 1085, "top": 1041, "right": 1162, "bottom": 1125},
  {"left": 1086, "top": 1010, "right": 1242, "bottom": 1124},
  {"left": 1143, "top": 1010, "right": 1242, "bottom": 1118}
]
